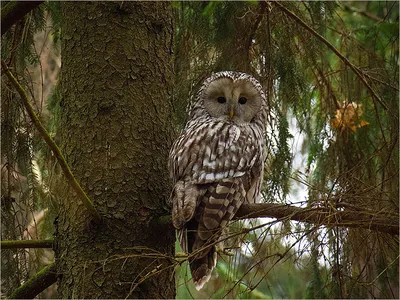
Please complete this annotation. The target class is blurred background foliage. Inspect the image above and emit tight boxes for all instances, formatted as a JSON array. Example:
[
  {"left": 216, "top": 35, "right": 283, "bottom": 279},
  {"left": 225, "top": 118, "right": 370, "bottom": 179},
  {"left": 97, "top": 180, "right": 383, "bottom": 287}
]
[{"left": 1, "top": 1, "right": 398, "bottom": 298}]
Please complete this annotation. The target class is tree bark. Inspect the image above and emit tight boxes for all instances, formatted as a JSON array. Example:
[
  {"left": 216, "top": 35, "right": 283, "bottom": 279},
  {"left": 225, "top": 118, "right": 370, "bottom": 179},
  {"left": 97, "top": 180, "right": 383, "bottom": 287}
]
[{"left": 56, "top": 2, "right": 175, "bottom": 298}]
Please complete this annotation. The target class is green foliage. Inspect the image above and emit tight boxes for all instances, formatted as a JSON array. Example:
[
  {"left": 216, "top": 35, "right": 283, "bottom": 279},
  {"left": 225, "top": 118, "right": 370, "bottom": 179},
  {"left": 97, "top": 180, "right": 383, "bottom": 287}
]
[
  {"left": 264, "top": 108, "right": 293, "bottom": 200},
  {"left": 305, "top": 250, "right": 328, "bottom": 299}
]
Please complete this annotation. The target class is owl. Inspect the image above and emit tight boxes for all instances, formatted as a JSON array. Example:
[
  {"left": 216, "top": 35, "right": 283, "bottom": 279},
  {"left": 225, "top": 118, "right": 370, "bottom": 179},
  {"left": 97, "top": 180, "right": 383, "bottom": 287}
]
[{"left": 169, "top": 71, "right": 267, "bottom": 290}]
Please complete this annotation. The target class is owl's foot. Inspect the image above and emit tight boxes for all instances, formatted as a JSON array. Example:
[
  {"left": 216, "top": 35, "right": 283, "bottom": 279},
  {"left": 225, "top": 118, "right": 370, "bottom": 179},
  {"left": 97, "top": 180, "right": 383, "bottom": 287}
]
[
  {"left": 175, "top": 252, "right": 188, "bottom": 258},
  {"left": 216, "top": 247, "right": 234, "bottom": 256}
]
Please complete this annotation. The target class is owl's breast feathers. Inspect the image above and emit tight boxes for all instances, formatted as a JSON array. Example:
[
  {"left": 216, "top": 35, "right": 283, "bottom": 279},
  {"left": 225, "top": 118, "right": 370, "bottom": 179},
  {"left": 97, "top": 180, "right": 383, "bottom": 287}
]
[{"left": 170, "top": 120, "right": 264, "bottom": 185}]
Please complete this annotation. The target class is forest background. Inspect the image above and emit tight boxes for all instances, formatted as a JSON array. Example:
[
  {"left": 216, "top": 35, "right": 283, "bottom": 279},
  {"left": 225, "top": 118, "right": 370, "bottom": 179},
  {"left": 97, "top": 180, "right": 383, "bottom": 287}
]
[{"left": 1, "top": 1, "right": 398, "bottom": 299}]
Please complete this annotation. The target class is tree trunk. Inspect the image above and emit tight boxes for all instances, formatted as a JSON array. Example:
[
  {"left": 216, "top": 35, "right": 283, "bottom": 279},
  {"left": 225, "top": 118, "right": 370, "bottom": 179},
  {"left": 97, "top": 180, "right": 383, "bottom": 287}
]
[{"left": 55, "top": 2, "right": 175, "bottom": 298}]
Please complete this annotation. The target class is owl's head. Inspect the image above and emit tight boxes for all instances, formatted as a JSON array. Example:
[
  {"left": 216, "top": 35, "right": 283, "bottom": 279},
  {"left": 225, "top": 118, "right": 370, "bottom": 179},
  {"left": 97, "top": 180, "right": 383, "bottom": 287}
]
[{"left": 196, "top": 71, "right": 266, "bottom": 124}]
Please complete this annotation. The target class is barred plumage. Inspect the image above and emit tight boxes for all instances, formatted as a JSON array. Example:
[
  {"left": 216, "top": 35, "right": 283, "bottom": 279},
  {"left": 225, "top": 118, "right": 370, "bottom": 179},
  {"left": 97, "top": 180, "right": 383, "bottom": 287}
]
[{"left": 169, "top": 71, "right": 267, "bottom": 290}]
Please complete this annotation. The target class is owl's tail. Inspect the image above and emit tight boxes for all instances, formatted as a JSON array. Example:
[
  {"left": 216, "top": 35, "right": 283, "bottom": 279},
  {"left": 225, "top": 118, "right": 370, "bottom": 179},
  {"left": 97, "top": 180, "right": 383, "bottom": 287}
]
[
  {"left": 184, "top": 217, "right": 218, "bottom": 290},
  {"left": 189, "top": 246, "right": 217, "bottom": 291}
]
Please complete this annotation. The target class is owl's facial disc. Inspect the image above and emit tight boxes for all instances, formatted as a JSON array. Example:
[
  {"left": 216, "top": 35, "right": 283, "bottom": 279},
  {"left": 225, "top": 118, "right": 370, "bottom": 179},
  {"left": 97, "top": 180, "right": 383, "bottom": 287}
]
[{"left": 203, "top": 78, "right": 262, "bottom": 124}]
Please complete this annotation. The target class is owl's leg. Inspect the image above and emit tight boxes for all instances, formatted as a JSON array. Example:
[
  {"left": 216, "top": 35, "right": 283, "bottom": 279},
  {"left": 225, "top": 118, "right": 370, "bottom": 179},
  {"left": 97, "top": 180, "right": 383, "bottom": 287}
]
[
  {"left": 215, "top": 227, "right": 235, "bottom": 256},
  {"left": 215, "top": 227, "right": 226, "bottom": 253}
]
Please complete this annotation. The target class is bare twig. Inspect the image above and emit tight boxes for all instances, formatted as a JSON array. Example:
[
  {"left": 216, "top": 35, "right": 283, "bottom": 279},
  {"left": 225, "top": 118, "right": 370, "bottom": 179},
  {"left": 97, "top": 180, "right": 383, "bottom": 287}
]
[{"left": 1, "top": 60, "right": 102, "bottom": 223}]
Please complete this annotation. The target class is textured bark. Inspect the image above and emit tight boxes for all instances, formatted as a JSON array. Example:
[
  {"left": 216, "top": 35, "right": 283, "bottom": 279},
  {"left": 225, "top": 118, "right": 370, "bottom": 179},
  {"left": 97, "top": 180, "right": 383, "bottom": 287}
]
[{"left": 56, "top": 2, "right": 175, "bottom": 298}]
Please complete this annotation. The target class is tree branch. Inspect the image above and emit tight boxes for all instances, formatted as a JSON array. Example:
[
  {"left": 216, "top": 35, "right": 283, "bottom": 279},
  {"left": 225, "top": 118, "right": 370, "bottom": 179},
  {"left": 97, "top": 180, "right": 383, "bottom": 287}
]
[
  {"left": 158, "top": 202, "right": 398, "bottom": 236},
  {"left": 235, "top": 203, "right": 398, "bottom": 236},
  {"left": 1, "top": 239, "right": 53, "bottom": 249},
  {"left": 8, "top": 263, "right": 57, "bottom": 299},
  {"left": 342, "top": 4, "right": 384, "bottom": 23},
  {"left": 1, "top": 60, "right": 102, "bottom": 223},
  {"left": 272, "top": 1, "right": 389, "bottom": 111},
  {"left": 1, "top": 1, "right": 44, "bottom": 36}
]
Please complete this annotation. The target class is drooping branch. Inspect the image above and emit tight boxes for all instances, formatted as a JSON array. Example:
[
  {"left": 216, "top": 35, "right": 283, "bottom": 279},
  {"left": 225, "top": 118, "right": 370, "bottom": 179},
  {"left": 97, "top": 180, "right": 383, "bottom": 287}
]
[
  {"left": 1, "top": 60, "right": 101, "bottom": 223},
  {"left": 1, "top": 239, "right": 53, "bottom": 249},
  {"left": 272, "top": 1, "right": 389, "bottom": 111},
  {"left": 235, "top": 203, "right": 398, "bottom": 236},
  {"left": 1, "top": 1, "right": 44, "bottom": 36},
  {"left": 8, "top": 263, "right": 57, "bottom": 299}
]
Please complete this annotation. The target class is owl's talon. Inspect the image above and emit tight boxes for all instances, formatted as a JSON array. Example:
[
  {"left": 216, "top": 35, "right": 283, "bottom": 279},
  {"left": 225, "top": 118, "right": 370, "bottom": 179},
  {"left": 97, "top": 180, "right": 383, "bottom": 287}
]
[
  {"left": 217, "top": 248, "right": 234, "bottom": 256},
  {"left": 175, "top": 252, "right": 188, "bottom": 258}
]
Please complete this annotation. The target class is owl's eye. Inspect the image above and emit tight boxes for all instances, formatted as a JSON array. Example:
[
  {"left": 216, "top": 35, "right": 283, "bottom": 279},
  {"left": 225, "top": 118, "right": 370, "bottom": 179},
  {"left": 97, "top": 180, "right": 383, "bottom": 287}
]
[
  {"left": 238, "top": 97, "right": 247, "bottom": 104},
  {"left": 217, "top": 96, "right": 226, "bottom": 104}
]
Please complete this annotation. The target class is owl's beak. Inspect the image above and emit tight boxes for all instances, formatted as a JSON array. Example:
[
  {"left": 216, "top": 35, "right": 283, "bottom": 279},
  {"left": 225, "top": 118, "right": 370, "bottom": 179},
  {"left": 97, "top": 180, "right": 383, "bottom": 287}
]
[{"left": 229, "top": 108, "right": 235, "bottom": 119}]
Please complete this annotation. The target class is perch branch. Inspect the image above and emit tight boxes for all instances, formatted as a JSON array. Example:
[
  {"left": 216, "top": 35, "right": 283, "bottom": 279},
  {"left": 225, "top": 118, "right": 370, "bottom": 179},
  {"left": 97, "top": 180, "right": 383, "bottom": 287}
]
[
  {"left": 235, "top": 203, "right": 398, "bottom": 235},
  {"left": 1, "top": 1, "right": 44, "bottom": 36},
  {"left": 272, "top": 1, "right": 388, "bottom": 111},
  {"left": 1, "top": 239, "right": 53, "bottom": 249},
  {"left": 8, "top": 263, "right": 57, "bottom": 299},
  {"left": 158, "top": 202, "right": 398, "bottom": 235},
  {"left": 1, "top": 60, "right": 101, "bottom": 223}
]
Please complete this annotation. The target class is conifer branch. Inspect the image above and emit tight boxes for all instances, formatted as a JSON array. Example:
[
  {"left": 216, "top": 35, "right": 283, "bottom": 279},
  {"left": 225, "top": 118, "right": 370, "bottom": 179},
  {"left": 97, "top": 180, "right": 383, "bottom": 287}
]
[
  {"left": 1, "top": 60, "right": 102, "bottom": 223},
  {"left": 1, "top": 1, "right": 44, "bottom": 36},
  {"left": 363, "top": 73, "right": 399, "bottom": 91},
  {"left": 8, "top": 263, "right": 57, "bottom": 299},
  {"left": 1, "top": 239, "right": 54, "bottom": 249},
  {"left": 272, "top": 1, "right": 389, "bottom": 111}
]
